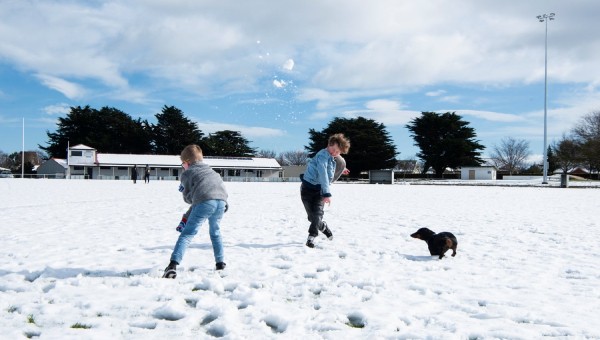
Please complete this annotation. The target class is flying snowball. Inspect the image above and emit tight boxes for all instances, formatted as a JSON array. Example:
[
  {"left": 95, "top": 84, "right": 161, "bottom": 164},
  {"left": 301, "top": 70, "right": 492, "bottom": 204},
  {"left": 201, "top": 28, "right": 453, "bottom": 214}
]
[
  {"left": 283, "top": 59, "right": 294, "bottom": 71},
  {"left": 273, "top": 79, "right": 286, "bottom": 88}
]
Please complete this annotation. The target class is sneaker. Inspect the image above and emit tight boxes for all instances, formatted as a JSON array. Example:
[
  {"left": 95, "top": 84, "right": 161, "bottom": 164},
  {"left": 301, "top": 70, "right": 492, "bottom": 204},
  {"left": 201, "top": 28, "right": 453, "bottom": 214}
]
[
  {"left": 319, "top": 222, "right": 333, "bottom": 240},
  {"left": 162, "top": 265, "right": 177, "bottom": 279},
  {"left": 216, "top": 262, "right": 226, "bottom": 271},
  {"left": 306, "top": 236, "right": 316, "bottom": 248}
]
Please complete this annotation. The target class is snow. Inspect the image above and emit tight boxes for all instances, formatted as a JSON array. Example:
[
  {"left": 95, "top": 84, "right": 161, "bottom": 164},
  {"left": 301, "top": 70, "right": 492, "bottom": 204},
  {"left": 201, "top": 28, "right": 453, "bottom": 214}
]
[{"left": 1, "top": 179, "right": 599, "bottom": 339}]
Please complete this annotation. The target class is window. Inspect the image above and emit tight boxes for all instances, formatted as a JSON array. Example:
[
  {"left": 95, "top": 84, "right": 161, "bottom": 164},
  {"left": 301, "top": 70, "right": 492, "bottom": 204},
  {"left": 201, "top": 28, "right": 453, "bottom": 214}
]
[
  {"left": 117, "top": 167, "right": 128, "bottom": 170},
  {"left": 228, "top": 169, "right": 241, "bottom": 176},
  {"left": 74, "top": 166, "right": 84, "bottom": 170},
  {"left": 256, "top": 170, "right": 263, "bottom": 177},
  {"left": 71, "top": 151, "right": 82, "bottom": 157},
  {"left": 100, "top": 166, "right": 111, "bottom": 170}
]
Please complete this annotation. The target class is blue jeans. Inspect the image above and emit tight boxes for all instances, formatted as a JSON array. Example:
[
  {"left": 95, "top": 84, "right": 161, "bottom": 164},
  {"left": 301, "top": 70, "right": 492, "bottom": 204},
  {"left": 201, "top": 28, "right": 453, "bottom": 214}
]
[{"left": 170, "top": 200, "right": 226, "bottom": 264}]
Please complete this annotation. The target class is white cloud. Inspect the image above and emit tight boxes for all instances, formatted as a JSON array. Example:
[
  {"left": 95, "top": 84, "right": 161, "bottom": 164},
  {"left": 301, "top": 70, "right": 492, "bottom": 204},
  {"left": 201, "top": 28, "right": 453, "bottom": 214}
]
[
  {"left": 2, "top": 1, "right": 599, "bottom": 102},
  {"left": 344, "top": 99, "right": 420, "bottom": 126},
  {"left": 297, "top": 88, "right": 354, "bottom": 110},
  {"left": 454, "top": 110, "right": 526, "bottom": 123},
  {"left": 195, "top": 121, "right": 285, "bottom": 138},
  {"left": 43, "top": 103, "right": 71, "bottom": 116},
  {"left": 426, "top": 90, "right": 446, "bottom": 97},
  {"left": 35, "top": 74, "right": 86, "bottom": 100},
  {"left": 438, "top": 95, "right": 461, "bottom": 103}
]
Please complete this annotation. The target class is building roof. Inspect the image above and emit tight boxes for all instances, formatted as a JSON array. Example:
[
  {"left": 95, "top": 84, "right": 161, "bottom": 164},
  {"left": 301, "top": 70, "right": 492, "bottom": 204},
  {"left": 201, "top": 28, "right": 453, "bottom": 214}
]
[
  {"left": 70, "top": 144, "right": 96, "bottom": 150},
  {"left": 68, "top": 144, "right": 281, "bottom": 169},
  {"left": 460, "top": 166, "right": 497, "bottom": 170},
  {"left": 52, "top": 158, "right": 68, "bottom": 169},
  {"left": 94, "top": 153, "right": 281, "bottom": 169}
]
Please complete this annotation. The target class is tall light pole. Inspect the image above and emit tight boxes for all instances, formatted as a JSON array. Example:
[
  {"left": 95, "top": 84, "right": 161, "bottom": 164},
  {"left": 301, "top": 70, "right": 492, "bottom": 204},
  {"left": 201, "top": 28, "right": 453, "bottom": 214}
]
[{"left": 537, "top": 12, "right": 555, "bottom": 184}]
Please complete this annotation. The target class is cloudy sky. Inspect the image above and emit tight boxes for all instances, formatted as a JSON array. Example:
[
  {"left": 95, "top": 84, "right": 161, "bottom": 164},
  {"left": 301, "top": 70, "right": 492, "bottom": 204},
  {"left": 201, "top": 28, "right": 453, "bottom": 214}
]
[{"left": 1, "top": 0, "right": 599, "bottom": 161}]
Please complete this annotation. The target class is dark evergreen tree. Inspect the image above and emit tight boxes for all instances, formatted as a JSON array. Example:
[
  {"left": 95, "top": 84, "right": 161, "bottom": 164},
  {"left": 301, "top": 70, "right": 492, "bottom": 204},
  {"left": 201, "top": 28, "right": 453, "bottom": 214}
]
[
  {"left": 40, "top": 105, "right": 152, "bottom": 157},
  {"left": 41, "top": 105, "right": 94, "bottom": 158},
  {"left": 546, "top": 145, "right": 558, "bottom": 175},
  {"left": 93, "top": 107, "right": 153, "bottom": 154},
  {"left": 306, "top": 116, "right": 398, "bottom": 177},
  {"left": 203, "top": 130, "right": 256, "bottom": 157},
  {"left": 406, "top": 112, "right": 484, "bottom": 177},
  {"left": 152, "top": 106, "right": 204, "bottom": 155}
]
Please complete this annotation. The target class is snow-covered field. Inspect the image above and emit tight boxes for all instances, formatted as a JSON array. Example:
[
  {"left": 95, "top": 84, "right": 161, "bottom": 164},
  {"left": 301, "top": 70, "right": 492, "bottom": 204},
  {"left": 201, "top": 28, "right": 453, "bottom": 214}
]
[{"left": 1, "top": 179, "right": 599, "bottom": 339}]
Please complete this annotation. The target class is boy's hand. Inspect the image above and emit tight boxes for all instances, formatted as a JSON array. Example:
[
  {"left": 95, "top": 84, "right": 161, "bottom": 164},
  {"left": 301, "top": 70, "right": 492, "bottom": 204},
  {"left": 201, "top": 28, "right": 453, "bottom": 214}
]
[
  {"left": 322, "top": 197, "right": 331, "bottom": 205},
  {"left": 342, "top": 168, "right": 350, "bottom": 175},
  {"left": 176, "top": 217, "right": 187, "bottom": 232}
]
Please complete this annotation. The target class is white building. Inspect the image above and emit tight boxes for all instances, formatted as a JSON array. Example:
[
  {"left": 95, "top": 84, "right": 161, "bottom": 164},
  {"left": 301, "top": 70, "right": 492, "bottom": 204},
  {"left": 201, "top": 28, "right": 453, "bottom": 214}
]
[
  {"left": 460, "top": 166, "right": 497, "bottom": 180},
  {"left": 66, "top": 144, "right": 283, "bottom": 181}
]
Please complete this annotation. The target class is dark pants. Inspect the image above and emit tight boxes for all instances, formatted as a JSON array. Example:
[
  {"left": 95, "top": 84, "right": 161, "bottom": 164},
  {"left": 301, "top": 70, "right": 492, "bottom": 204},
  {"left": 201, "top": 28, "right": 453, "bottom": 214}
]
[{"left": 301, "top": 184, "right": 325, "bottom": 237}]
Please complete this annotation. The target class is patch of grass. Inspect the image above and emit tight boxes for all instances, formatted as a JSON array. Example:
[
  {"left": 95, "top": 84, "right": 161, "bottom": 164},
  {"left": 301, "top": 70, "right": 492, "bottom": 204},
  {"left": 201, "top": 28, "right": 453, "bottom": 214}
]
[
  {"left": 71, "top": 323, "right": 92, "bottom": 329},
  {"left": 26, "top": 314, "right": 36, "bottom": 324},
  {"left": 7, "top": 305, "right": 18, "bottom": 313}
]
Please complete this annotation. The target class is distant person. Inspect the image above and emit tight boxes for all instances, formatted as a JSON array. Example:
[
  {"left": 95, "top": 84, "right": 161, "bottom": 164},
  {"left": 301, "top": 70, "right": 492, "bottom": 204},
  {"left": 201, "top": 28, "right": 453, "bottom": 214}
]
[
  {"left": 300, "top": 133, "right": 350, "bottom": 248},
  {"left": 163, "top": 144, "right": 229, "bottom": 279},
  {"left": 132, "top": 165, "right": 138, "bottom": 184},
  {"left": 144, "top": 165, "right": 150, "bottom": 183}
]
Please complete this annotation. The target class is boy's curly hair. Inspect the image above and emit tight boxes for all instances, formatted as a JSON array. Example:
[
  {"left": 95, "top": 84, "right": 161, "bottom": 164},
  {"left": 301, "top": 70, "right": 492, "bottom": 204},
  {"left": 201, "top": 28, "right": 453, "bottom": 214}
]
[
  {"left": 181, "top": 144, "right": 204, "bottom": 163},
  {"left": 328, "top": 133, "right": 351, "bottom": 154}
]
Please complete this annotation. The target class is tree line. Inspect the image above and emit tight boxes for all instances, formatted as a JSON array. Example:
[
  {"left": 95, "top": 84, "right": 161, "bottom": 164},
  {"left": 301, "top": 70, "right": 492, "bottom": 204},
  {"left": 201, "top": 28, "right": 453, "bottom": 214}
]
[
  {"left": 0, "top": 105, "right": 500, "bottom": 178},
  {"left": 3, "top": 104, "right": 598, "bottom": 178},
  {"left": 40, "top": 105, "right": 256, "bottom": 158}
]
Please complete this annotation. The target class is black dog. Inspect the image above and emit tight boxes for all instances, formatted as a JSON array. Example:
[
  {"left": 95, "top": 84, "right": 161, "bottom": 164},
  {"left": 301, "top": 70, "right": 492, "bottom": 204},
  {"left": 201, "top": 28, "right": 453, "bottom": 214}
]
[{"left": 411, "top": 227, "right": 457, "bottom": 259}]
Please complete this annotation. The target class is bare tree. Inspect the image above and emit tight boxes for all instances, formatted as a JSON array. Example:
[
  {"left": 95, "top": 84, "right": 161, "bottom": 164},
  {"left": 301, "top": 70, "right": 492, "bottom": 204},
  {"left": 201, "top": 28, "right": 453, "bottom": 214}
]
[
  {"left": 552, "top": 135, "right": 582, "bottom": 174},
  {"left": 572, "top": 111, "right": 600, "bottom": 141},
  {"left": 0, "top": 150, "right": 10, "bottom": 169},
  {"left": 489, "top": 137, "right": 530, "bottom": 175},
  {"left": 255, "top": 149, "right": 277, "bottom": 158},
  {"left": 572, "top": 111, "right": 600, "bottom": 178},
  {"left": 280, "top": 150, "right": 309, "bottom": 166}
]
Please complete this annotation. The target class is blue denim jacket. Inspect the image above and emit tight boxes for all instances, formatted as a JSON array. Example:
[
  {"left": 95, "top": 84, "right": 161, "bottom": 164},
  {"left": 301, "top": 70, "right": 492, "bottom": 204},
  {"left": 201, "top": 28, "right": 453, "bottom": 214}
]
[{"left": 302, "top": 148, "right": 335, "bottom": 197}]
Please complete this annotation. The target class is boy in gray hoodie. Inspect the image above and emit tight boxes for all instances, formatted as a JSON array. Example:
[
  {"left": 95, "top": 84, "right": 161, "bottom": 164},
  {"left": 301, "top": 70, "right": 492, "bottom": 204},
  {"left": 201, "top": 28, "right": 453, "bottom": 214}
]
[{"left": 163, "top": 144, "right": 228, "bottom": 278}]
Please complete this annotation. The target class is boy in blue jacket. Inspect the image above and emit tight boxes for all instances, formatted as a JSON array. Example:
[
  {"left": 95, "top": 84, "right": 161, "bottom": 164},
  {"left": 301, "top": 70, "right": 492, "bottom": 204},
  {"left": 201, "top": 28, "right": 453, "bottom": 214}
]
[
  {"left": 300, "top": 133, "right": 350, "bottom": 248},
  {"left": 163, "top": 144, "right": 228, "bottom": 278}
]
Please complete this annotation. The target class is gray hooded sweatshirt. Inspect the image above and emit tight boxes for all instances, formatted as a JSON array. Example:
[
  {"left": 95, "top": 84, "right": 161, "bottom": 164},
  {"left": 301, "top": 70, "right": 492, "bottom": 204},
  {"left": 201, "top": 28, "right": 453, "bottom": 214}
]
[{"left": 180, "top": 161, "right": 228, "bottom": 206}]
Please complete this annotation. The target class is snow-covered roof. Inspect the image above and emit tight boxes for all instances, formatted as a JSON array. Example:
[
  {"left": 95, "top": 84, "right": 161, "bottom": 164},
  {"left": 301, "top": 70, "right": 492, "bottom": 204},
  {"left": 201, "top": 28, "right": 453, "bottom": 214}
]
[
  {"left": 94, "top": 153, "right": 281, "bottom": 169},
  {"left": 52, "top": 158, "right": 68, "bottom": 169},
  {"left": 70, "top": 144, "right": 95, "bottom": 150}
]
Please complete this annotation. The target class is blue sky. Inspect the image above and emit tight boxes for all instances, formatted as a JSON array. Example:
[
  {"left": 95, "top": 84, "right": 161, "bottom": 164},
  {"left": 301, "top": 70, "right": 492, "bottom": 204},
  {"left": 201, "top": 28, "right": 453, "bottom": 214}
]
[{"left": 1, "top": 1, "right": 600, "bottom": 162}]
